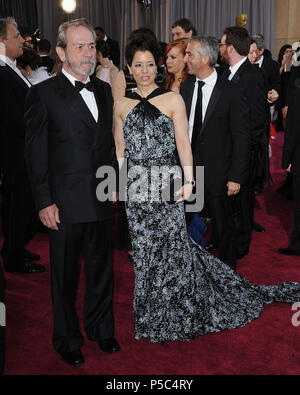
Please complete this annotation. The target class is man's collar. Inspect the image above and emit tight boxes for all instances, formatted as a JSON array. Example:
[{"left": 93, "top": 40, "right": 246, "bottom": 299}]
[
  {"left": 255, "top": 55, "right": 264, "bottom": 68},
  {"left": 62, "top": 67, "right": 90, "bottom": 86},
  {"left": 196, "top": 68, "right": 217, "bottom": 85},
  {"left": 0, "top": 54, "right": 17, "bottom": 69}
]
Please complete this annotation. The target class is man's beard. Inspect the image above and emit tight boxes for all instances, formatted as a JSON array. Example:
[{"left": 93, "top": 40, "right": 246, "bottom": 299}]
[
  {"left": 220, "top": 51, "right": 229, "bottom": 65},
  {"left": 66, "top": 53, "right": 96, "bottom": 77}
]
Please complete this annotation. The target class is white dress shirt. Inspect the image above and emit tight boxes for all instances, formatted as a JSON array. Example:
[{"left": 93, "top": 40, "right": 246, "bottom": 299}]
[
  {"left": 228, "top": 56, "right": 248, "bottom": 81},
  {"left": 0, "top": 54, "right": 31, "bottom": 87},
  {"left": 255, "top": 55, "right": 264, "bottom": 68},
  {"left": 188, "top": 68, "right": 218, "bottom": 142},
  {"left": 62, "top": 68, "right": 99, "bottom": 122}
]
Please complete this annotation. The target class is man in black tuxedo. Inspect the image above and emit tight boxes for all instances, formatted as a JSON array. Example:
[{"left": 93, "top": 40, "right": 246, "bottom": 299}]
[
  {"left": 94, "top": 26, "right": 120, "bottom": 68},
  {"left": 251, "top": 34, "right": 280, "bottom": 148},
  {"left": 279, "top": 87, "right": 300, "bottom": 256},
  {"left": 25, "top": 18, "right": 120, "bottom": 366},
  {"left": 251, "top": 34, "right": 281, "bottom": 103},
  {"left": 220, "top": 26, "right": 266, "bottom": 259},
  {"left": 0, "top": 17, "right": 44, "bottom": 274},
  {"left": 36, "top": 39, "right": 54, "bottom": 74},
  {"left": 180, "top": 36, "right": 250, "bottom": 270}
]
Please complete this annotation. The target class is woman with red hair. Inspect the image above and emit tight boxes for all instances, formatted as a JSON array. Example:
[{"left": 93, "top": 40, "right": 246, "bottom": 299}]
[{"left": 165, "top": 38, "right": 189, "bottom": 92}]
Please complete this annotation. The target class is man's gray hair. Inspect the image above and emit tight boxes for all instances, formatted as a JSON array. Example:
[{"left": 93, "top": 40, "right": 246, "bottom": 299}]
[
  {"left": 57, "top": 18, "right": 96, "bottom": 49},
  {"left": 0, "top": 17, "right": 18, "bottom": 40},
  {"left": 188, "top": 35, "right": 219, "bottom": 67},
  {"left": 252, "top": 34, "right": 265, "bottom": 50}
]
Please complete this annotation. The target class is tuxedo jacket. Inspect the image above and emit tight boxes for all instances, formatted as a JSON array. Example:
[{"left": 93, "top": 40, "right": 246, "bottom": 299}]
[
  {"left": 229, "top": 58, "right": 266, "bottom": 145},
  {"left": 24, "top": 72, "right": 118, "bottom": 224},
  {"left": 260, "top": 56, "right": 281, "bottom": 95},
  {"left": 0, "top": 60, "right": 30, "bottom": 175},
  {"left": 282, "top": 87, "right": 300, "bottom": 175},
  {"left": 40, "top": 55, "right": 54, "bottom": 74},
  {"left": 180, "top": 74, "right": 250, "bottom": 196}
]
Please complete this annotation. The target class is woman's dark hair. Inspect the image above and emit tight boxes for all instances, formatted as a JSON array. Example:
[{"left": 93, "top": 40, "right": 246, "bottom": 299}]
[
  {"left": 125, "top": 34, "right": 161, "bottom": 66},
  {"left": 128, "top": 28, "right": 157, "bottom": 42},
  {"left": 96, "top": 39, "right": 110, "bottom": 58},
  {"left": 278, "top": 44, "right": 292, "bottom": 65},
  {"left": 17, "top": 48, "right": 42, "bottom": 71}
]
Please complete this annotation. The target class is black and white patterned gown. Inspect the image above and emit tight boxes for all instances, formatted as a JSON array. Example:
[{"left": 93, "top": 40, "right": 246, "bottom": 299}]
[{"left": 123, "top": 87, "right": 300, "bottom": 343}]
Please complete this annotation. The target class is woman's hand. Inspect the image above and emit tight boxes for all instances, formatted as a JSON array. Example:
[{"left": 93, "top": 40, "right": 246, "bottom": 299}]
[{"left": 175, "top": 183, "right": 194, "bottom": 204}]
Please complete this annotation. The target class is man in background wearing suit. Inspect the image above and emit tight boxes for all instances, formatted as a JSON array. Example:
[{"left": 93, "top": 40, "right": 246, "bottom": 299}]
[
  {"left": 0, "top": 17, "right": 44, "bottom": 274},
  {"left": 220, "top": 26, "right": 266, "bottom": 259},
  {"left": 180, "top": 36, "right": 250, "bottom": 270},
  {"left": 279, "top": 87, "right": 300, "bottom": 256},
  {"left": 94, "top": 26, "right": 120, "bottom": 68},
  {"left": 25, "top": 18, "right": 120, "bottom": 367},
  {"left": 36, "top": 39, "right": 54, "bottom": 74}
]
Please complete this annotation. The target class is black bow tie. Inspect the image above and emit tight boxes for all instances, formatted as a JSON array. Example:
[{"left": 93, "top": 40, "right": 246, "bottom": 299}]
[{"left": 75, "top": 80, "right": 94, "bottom": 92}]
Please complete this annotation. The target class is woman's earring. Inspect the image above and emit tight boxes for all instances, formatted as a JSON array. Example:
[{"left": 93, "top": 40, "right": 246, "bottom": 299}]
[{"left": 130, "top": 73, "right": 133, "bottom": 80}]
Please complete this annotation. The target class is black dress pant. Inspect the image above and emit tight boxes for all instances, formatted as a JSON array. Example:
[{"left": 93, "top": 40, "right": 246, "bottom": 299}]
[
  {"left": 288, "top": 173, "right": 300, "bottom": 252},
  {"left": 206, "top": 193, "right": 237, "bottom": 270},
  {"left": 235, "top": 185, "right": 255, "bottom": 258},
  {"left": 1, "top": 172, "right": 38, "bottom": 269},
  {"left": 49, "top": 219, "right": 114, "bottom": 354}
]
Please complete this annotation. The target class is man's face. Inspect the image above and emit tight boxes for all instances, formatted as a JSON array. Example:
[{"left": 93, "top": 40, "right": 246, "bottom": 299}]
[
  {"left": 95, "top": 29, "right": 104, "bottom": 41},
  {"left": 184, "top": 41, "right": 205, "bottom": 76},
  {"left": 0, "top": 23, "right": 24, "bottom": 60},
  {"left": 172, "top": 26, "right": 192, "bottom": 41},
  {"left": 248, "top": 43, "right": 259, "bottom": 64},
  {"left": 219, "top": 34, "right": 230, "bottom": 65},
  {"left": 57, "top": 26, "right": 96, "bottom": 79}
]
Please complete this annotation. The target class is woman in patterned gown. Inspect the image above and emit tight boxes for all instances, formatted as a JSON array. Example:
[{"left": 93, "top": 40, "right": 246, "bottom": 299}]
[{"left": 113, "top": 36, "right": 300, "bottom": 343}]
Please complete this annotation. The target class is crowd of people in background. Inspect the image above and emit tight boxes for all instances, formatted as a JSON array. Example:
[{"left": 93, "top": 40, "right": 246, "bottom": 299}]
[{"left": 1, "top": 14, "right": 300, "bottom": 373}]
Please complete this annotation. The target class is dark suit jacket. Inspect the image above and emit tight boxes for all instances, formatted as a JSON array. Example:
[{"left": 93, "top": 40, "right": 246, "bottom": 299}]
[
  {"left": 230, "top": 58, "right": 266, "bottom": 145},
  {"left": 24, "top": 72, "right": 118, "bottom": 224},
  {"left": 0, "top": 60, "right": 30, "bottom": 175},
  {"left": 282, "top": 87, "right": 300, "bottom": 175},
  {"left": 106, "top": 37, "right": 120, "bottom": 68},
  {"left": 40, "top": 55, "right": 54, "bottom": 74},
  {"left": 180, "top": 74, "right": 250, "bottom": 196},
  {"left": 260, "top": 55, "right": 281, "bottom": 95}
]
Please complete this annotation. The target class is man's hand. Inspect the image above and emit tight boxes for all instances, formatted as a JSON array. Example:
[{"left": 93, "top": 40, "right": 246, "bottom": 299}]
[
  {"left": 267, "top": 89, "right": 279, "bottom": 103},
  {"left": 286, "top": 164, "right": 292, "bottom": 173},
  {"left": 282, "top": 106, "right": 288, "bottom": 119},
  {"left": 227, "top": 181, "right": 241, "bottom": 196},
  {"left": 39, "top": 204, "right": 60, "bottom": 231}
]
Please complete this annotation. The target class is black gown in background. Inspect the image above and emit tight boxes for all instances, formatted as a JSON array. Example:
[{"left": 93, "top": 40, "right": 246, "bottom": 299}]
[{"left": 123, "top": 87, "right": 300, "bottom": 343}]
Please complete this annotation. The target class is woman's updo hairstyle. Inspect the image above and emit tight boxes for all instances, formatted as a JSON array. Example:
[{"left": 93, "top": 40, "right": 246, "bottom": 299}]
[{"left": 125, "top": 34, "right": 161, "bottom": 67}]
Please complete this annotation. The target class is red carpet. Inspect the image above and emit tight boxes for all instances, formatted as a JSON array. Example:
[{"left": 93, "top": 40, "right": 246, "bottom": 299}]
[{"left": 2, "top": 131, "right": 300, "bottom": 375}]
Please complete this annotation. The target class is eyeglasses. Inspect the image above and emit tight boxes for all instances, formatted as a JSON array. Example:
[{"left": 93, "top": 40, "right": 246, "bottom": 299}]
[{"left": 219, "top": 43, "right": 227, "bottom": 47}]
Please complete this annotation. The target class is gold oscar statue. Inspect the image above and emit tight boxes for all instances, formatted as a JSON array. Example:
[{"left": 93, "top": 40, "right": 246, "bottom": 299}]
[{"left": 236, "top": 13, "right": 248, "bottom": 28}]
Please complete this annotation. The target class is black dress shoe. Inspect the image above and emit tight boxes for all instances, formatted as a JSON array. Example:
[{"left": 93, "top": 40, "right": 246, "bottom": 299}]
[
  {"left": 278, "top": 248, "right": 300, "bottom": 257},
  {"left": 98, "top": 338, "right": 120, "bottom": 353},
  {"left": 205, "top": 242, "right": 218, "bottom": 252},
  {"left": 24, "top": 249, "right": 40, "bottom": 261},
  {"left": 4, "top": 260, "right": 46, "bottom": 274},
  {"left": 60, "top": 349, "right": 84, "bottom": 366},
  {"left": 252, "top": 222, "right": 266, "bottom": 232}
]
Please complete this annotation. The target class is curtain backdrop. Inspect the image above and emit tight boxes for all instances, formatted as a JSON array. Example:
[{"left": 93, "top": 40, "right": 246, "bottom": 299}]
[
  {"left": 0, "top": 0, "right": 38, "bottom": 34},
  {"left": 34, "top": 0, "right": 276, "bottom": 67}
]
